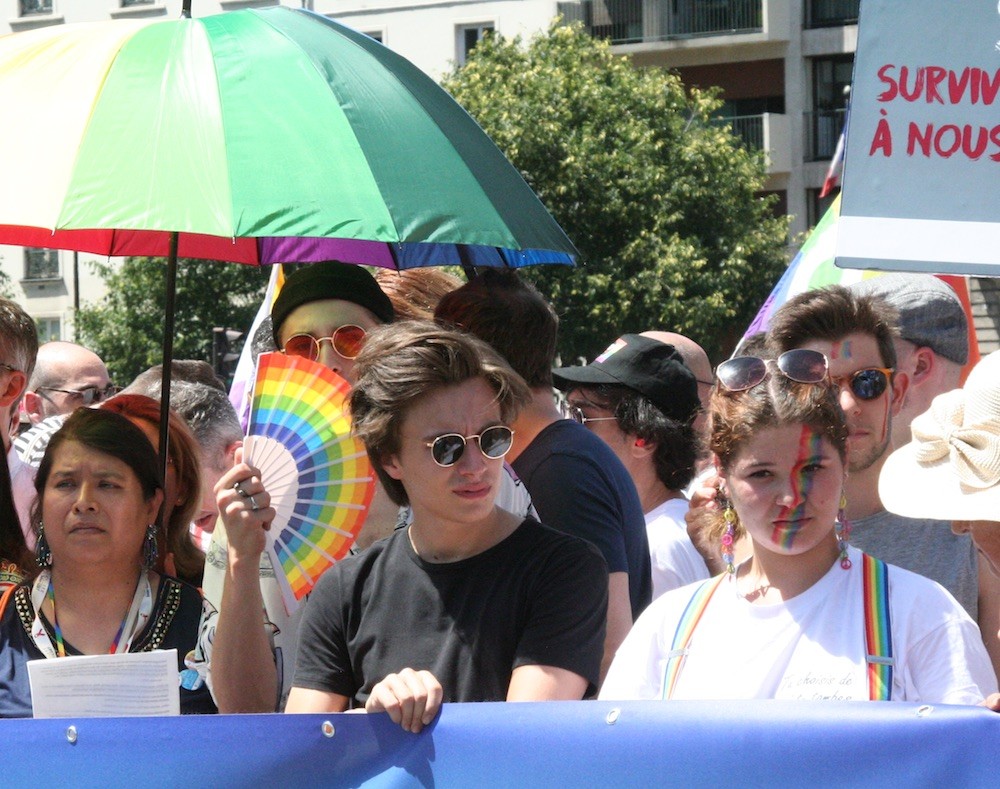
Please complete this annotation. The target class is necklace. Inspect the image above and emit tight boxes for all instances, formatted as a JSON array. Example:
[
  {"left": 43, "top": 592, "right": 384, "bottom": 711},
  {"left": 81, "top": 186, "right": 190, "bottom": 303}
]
[{"left": 31, "top": 569, "right": 152, "bottom": 659}]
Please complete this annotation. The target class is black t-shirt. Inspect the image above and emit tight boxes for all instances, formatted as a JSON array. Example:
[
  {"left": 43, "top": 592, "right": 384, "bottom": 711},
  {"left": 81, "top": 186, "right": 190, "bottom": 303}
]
[
  {"left": 513, "top": 419, "right": 652, "bottom": 619},
  {"left": 293, "top": 519, "right": 608, "bottom": 704}
]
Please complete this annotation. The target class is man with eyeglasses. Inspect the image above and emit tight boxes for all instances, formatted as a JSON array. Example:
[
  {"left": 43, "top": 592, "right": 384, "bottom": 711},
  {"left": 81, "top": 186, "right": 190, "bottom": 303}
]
[
  {"left": 21, "top": 341, "right": 115, "bottom": 425},
  {"left": 768, "top": 285, "right": 980, "bottom": 624},
  {"left": 553, "top": 334, "right": 710, "bottom": 601}
]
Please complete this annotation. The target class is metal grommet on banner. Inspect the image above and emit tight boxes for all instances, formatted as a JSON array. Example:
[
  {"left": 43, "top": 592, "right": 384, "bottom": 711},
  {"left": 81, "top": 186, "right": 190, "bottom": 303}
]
[
  {"left": 66, "top": 725, "right": 78, "bottom": 744},
  {"left": 605, "top": 708, "right": 620, "bottom": 725},
  {"left": 322, "top": 720, "right": 336, "bottom": 738}
]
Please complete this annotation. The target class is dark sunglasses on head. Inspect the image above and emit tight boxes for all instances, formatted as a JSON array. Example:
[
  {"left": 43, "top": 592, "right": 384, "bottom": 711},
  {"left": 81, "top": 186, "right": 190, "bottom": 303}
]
[
  {"left": 716, "top": 349, "right": 829, "bottom": 392},
  {"left": 830, "top": 367, "right": 894, "bottom": 401},
  {"left": 282, "top": 325, "right": 367, "bottom": 361},
  {"left": 38, "top": 384, "right": 121, "bottom": 406},
  {"left": 424, "top": 425, "right": 515, "bottom": 468}
]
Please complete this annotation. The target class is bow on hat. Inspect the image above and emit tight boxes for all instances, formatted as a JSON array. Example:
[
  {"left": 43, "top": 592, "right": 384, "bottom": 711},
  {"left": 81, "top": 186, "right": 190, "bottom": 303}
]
[{"left": 911, "top": 389, "right": 1000, "bottom": 490}]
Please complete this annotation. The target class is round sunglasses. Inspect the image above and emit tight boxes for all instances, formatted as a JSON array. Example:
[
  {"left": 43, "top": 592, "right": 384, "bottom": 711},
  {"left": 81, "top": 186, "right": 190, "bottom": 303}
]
[
  {"left": 716, "top": 349, "right": 829, "bottom": 392},
  {"left": 830, "top": 367, "right": 894, "bottom": 401},
  {"left": 282, "top": 325, "right": 367, "bottom": 361},
  {"left": 424, "top": 425, "right": 514, "bottom": 467}
]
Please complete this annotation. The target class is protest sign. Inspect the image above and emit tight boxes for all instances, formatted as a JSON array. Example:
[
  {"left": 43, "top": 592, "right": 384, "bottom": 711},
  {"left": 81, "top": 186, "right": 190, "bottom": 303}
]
[{"left": 836, "top": 1, "right": 1000, "bottom": 275}]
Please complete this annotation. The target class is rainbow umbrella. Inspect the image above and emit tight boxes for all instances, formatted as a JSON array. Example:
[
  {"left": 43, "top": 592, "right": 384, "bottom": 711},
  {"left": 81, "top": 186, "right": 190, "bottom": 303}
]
[
  {"left": 0, "top": 5, "right": 575, "bottom": 461},
  {"left": 0, "top": 6, "right": 575, "bottom": 268}
]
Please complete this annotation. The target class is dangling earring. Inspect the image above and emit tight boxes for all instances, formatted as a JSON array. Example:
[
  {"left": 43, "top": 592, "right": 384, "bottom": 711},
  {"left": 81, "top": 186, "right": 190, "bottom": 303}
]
[
  {"left": 143, "top": 524, "right": 158, "bottom": 570},
  {"left": 721, "top": 499, "right": 737, "bottom": 576},
  {"left": 835, "top": 492, "right": 852, "bottom": 570},
  {"left": 36, "top": 522, "right": 52, "bottom": 568}
]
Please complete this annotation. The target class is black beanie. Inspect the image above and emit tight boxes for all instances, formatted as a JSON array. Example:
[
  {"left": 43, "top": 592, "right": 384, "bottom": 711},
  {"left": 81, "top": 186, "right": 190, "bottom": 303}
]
[{"left": 270, "top": 261, "right": 395, "bottom": 342}]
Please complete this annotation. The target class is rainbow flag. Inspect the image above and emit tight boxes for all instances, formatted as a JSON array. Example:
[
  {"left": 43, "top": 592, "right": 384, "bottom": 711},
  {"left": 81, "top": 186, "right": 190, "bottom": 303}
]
[{"left": 229, "top": 263, "right": 286, "bottom": 431}]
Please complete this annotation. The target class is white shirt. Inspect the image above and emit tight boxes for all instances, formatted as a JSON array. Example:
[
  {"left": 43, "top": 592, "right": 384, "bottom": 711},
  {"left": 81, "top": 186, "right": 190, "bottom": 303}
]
[
  {"left": 644, "top": 498, "right": 709, "bottom": 601},
  {"left": 8, "top": 444, "right": 36, "bottom": 549},
  {"left": 600, "top": 547, "right": 996, "bottom": 705}
]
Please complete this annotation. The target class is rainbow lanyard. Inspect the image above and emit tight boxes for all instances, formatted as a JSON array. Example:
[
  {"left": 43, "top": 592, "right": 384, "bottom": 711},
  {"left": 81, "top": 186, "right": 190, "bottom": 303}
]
[
  {"left": 662, "top": 555, "right": 894, "bottom": 700},
  {"left": 862, "top": 553, "right": 894, "bottom": 701},
  {"left": 30, "top": 569, "right": 152, "bottom": 660},
  {"left": 661, "top": 573, "right": 727, "bottom": 699}
]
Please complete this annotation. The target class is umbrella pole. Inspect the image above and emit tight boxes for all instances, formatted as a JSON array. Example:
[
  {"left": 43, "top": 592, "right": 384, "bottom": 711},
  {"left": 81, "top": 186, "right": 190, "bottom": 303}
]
[{"left": 159, "top": 233, "right": 177, "bottom": 493}]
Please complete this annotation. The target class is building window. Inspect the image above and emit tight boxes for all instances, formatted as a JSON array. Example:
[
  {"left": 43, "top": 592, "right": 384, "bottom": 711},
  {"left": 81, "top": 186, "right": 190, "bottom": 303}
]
[
  {"left": 19, "top": 0, "right": 52, "bottom": 14},
  {"left": 806, "top": 55, "right": 853, "bottom": 161},
  {"left": 121, "top": 0, "right": 153, "bottom": 6},
  {"left": 363, "top": 31, "right": 384, "bottom": 44},
  {"left": 35, "top": 317, "right": 61, "bottom": 343},
  {"left": 805, "top": 0, "right": 860, "bottom": 29},
  {"left": 456, "top": 23, "right": 493, "bottom": 66},
  {"left": 24, "top": 248, "right": 60, "bottom": 281}
]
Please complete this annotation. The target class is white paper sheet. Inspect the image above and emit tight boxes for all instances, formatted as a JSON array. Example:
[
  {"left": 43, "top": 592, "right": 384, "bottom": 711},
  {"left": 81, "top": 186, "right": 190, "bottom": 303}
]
[{"left": 27, "top": 649, "right": 180, "bottom": 718}]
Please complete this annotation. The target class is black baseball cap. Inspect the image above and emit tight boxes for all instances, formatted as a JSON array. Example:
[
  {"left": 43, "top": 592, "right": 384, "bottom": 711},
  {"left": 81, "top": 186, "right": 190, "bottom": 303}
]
[
  {"left": 553, "top": 334, "right": 700, "bottom": 423},
  {"left": 271, "top": 261, "right": 395, "bottom": 343}
]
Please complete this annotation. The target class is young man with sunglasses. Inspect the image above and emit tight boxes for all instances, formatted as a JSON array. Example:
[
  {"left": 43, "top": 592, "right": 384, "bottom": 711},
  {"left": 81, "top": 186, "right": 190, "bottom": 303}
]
[
  {"left": 767, "top": 285, "right": 980, "bottom": 621},
  {"left": 282, "top": 322, "right": 607, "bottom": 729}
]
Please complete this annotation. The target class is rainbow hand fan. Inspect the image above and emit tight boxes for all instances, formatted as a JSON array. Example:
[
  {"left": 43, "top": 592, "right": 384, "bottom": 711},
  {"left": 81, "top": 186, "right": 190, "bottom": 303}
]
[{"left": 244, "top": 352, "right": 375, "bottom": 615}]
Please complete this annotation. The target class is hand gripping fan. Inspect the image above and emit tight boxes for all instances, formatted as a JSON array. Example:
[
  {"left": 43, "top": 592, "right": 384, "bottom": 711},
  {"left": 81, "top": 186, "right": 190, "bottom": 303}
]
[{"left": 244, "top": 352, "right": 375, "bottom": 614}]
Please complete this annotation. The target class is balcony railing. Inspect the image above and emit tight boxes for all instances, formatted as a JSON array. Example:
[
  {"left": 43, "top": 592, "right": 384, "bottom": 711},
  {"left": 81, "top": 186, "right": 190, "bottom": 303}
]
[
  {"left": 558, "top": 0, "right": 763, "bottom": 45},
  {"left": 804, "top": 108, "right": 847, "bottom": 162},
  {"left": 712, "top": 114, "right": 765, "bottom": 151},
  {"left": 804, "top": 0, "right": 860, "bottom": 29}
]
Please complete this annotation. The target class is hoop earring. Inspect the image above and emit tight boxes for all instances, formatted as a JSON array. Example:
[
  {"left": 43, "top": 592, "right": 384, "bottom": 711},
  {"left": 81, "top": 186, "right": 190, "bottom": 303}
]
[
  {"left": 36, "top": 523, "right": 52, "bottom": 568},
  {"left": 143, "top": 524, "right": 158, "bottom": 570},
  {"left": 835, "top": 492, "right": 852, "bottom": 570},
  {"left": 721, "top": 499, "right": 737, "bottom": 576}
]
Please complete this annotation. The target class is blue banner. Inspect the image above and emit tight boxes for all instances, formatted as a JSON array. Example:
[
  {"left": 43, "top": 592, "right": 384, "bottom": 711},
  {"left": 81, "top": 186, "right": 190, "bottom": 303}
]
[{"left": 5, "top": 700, "right": 998, "bottom": 786}]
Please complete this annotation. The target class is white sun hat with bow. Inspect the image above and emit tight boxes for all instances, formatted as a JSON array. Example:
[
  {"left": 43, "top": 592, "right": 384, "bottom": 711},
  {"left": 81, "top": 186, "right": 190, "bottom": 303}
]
[{"left": 880, "top": 350, "right": 1000, "bottom": 521}]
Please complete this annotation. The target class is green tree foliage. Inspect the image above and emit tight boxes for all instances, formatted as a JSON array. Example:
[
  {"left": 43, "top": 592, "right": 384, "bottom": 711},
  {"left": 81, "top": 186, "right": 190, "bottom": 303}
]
[
  {"left": 442, "top": 23, "right": 789, "bottom": 362},
  {"left": 76, "top": 257, "right": 267, "bottom": 385}
]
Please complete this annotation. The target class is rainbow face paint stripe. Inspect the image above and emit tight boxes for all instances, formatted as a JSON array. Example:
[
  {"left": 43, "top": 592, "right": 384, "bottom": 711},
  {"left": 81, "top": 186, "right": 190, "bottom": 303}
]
[{"left": 771, "top": 428, "right": 824, "bottom": 549}]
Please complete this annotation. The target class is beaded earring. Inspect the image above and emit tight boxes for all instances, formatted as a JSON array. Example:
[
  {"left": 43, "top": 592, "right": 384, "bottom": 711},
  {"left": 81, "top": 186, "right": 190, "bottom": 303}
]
[
  {"left": 143, "top": 524, "right": 158, "bottom": 570},
  {"left": 834, "top": 492, "right": 852, "bottom": 570},
  {"left": 721, "top": 500, "right": 737, "bottom": 575},
  {"left": 36, "top": 523, "right": 52, "bottom": 568}
]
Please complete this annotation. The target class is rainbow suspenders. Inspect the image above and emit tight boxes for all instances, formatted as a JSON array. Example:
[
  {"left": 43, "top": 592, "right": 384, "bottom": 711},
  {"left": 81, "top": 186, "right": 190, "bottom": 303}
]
[{"left": 661, "top": 553, "right": 894, "bottom": 700}]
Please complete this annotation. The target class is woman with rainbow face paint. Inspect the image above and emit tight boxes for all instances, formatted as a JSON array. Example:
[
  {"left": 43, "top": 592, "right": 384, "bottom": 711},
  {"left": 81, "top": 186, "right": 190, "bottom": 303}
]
[{"left": 600, "top": 356, "right": 997, "bottom": 705}]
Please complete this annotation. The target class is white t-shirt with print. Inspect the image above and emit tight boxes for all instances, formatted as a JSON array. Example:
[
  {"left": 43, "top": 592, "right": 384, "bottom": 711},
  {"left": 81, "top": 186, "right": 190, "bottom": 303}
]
[{"left": 600, "top": 547, "right": 996, "bottom": 705}]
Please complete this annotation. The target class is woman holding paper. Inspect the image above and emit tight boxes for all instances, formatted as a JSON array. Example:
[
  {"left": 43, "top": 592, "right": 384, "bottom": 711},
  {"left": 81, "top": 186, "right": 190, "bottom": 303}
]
[{"left": 0, "top": 408, "right": 216, "bottom": 717}]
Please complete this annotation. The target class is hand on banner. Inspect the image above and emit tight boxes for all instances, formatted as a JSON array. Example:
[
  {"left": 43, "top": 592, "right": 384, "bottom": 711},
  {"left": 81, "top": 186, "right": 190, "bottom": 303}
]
[
  {"left": 982, "top": 692, "right": 1000, "bottom": 712},
  {"left": 366, "top": 668, "right": 444, "bottom": 733}
]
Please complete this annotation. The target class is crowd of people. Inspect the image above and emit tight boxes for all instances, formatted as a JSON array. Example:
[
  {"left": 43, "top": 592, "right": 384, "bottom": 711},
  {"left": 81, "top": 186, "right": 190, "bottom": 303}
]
[{"left": 0, "top": 261, "right": 998, "bottom": 725}]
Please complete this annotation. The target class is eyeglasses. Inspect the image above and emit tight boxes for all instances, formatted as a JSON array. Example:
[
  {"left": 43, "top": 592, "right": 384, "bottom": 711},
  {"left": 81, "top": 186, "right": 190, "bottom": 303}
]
[
  {"left": 716, "top": 349, "right": 829, "bottom": 392},
  {"left": 830, "top": 367, "right": 894, "bottom": 401},
  {"left": 0, "top": 362, "right": 19, "bottom": 374},
  {"left": 38, "top": 384, "right": 121, "bottom": 406},
  {"left": 424, "top": 425, "right": 515, "bottom": 467},
  {"left": 567, "top": 404, "right": 617, "bottom": 427},
  {"left": 282, "top": 325, "right": 367, "bottom": 361}
]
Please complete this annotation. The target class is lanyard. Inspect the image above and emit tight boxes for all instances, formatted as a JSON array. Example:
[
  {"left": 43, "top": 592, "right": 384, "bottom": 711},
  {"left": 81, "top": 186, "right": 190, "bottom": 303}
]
[{"left": 29, "top": 569, "right": 153, "bottom": 659}]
